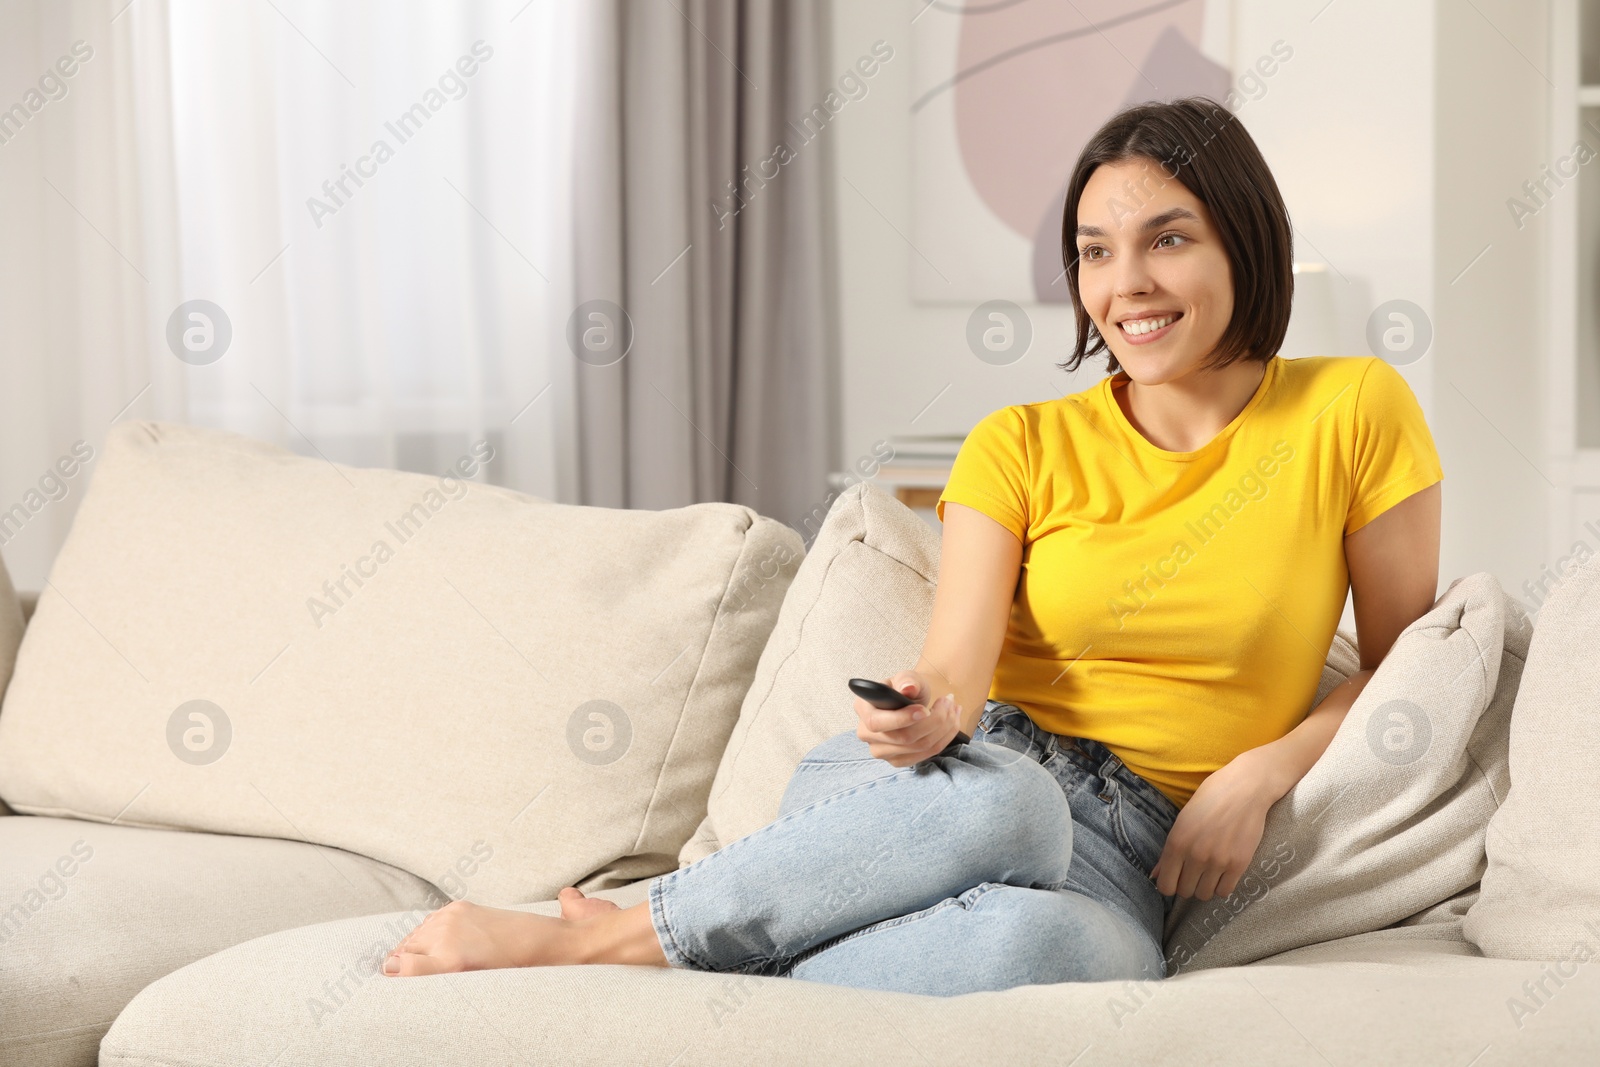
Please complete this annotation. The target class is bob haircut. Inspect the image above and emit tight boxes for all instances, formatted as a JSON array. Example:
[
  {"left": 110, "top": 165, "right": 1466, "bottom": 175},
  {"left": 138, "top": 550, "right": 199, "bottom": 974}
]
[{"left": 1056, "top": 96, "right": 1293, "bottom": 376}]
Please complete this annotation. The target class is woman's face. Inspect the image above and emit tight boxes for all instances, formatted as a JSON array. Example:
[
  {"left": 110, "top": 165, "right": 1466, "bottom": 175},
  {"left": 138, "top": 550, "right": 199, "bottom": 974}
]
[{"left": 1073, "top": 158, "right": 1235, "bottom": 384}]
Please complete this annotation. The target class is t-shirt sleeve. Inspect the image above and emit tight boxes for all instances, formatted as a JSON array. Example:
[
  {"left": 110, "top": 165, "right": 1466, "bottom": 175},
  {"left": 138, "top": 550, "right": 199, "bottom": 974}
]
[
  {"left": 936, "top": 405, "right": 1029, "bottom": 541},
  {"left": 1345, "top": 359, "right": 1444, "bottom": 536}
]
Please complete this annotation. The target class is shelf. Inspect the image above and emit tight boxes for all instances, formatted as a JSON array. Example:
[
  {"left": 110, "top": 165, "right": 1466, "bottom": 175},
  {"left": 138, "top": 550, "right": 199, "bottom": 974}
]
[{"left": 1580, "top": 86, "right": 1600, "bottom": 105}]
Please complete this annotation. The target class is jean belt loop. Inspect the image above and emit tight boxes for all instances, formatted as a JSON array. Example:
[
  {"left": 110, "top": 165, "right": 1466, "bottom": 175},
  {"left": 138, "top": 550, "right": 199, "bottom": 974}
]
[
  {"left": 977, "top": 701, "right": 999, "bottom": 734},
  {"left": 1098, "top": 752, "right": 1126, "bottom": 800}
]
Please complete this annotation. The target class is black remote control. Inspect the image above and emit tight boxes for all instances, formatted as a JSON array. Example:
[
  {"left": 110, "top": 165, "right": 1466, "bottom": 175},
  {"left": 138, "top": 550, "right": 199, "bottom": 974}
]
[{"left": 847, "top": 678, "right": 972, "bottom": 746}]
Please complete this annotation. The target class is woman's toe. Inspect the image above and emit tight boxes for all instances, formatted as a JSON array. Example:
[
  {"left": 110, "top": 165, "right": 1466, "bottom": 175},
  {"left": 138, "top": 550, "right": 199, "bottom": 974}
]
[{"left": 557, "top": 886, "right": 621, "bottom": 920}]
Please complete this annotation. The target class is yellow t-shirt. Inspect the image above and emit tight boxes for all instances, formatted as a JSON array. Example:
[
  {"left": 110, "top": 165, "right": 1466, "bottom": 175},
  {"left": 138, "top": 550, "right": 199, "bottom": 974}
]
[{"left": 935, "top": 355, "right": 1443, "bottom": 809}]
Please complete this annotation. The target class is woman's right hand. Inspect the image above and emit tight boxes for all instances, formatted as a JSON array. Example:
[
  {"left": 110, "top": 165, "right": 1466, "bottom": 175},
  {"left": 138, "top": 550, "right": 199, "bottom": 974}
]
[{"left": 854, "top": 670, "right": 962, "bottom": 768}]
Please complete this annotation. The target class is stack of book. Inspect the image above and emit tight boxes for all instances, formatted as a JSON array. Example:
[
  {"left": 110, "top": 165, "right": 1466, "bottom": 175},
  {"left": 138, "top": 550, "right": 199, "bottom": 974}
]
[{"left": 828, "top": 433, "right": 966, "bottom": 516}]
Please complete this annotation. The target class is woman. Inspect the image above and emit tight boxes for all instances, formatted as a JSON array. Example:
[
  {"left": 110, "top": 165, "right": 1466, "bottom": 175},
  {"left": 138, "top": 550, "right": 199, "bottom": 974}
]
[{"left": 381, "top": 97, "right": 1443, "bottom": 994}]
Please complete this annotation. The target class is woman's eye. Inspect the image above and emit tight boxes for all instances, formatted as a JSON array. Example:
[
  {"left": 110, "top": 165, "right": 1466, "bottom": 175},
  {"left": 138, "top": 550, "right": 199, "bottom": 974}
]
[
  {"left": 1081, "top": 246, "right": 1105, "bottom": 261},
  {"left": 1155, "top": 232, "right": 1187, "bottom": 249}
]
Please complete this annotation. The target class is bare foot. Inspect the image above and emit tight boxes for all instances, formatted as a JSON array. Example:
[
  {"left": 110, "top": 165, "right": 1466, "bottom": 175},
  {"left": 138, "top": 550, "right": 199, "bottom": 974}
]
[
  {"left": 383, "top": 898, "right": 669, "bottom": 977},
  {"left": 558, "top": 886, "right": 622, "bottom": 921},
  {"left": 383, "top": 900, "right": 586, "bottom": 976}
]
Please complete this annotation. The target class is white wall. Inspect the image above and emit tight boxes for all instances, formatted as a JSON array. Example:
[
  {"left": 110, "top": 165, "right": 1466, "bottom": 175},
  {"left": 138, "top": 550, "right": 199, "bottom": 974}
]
[
  {"left": 826, "top": 4, "right": 1088, "bottom": 463},
  {"left": 827, "top": 0, "right": 1549, "bottom": 628},
  {"left": 1431, "top": 0, "right": 1550, "bottom": 612},
  {"left": 1230, "top": 0, "right": 1435, "bottom": 405}
]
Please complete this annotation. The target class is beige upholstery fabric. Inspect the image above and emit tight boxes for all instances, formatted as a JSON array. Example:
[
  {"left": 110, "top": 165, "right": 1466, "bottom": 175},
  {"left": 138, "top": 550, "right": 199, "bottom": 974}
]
[
  {"left": 1164, "top": 573, "right": 1529, "bottom": 972},
  {"left": 100, "top": 905, "right": 1600, "bottom": 1066},
  {"left": 0, "top": 815, "right": 438, "bottom": 1067},
  {"left": 680, "top": 480, "right": 1366, "bottom": 869},
  {"left": 0, "top": 548, "right": 23, "bottom": 707},
  {"left": 1465, "top": 554, "right": 1600, "bottom": 959},
  {"left": 0, "top": 421, "right": 799, "bottom": 906}
]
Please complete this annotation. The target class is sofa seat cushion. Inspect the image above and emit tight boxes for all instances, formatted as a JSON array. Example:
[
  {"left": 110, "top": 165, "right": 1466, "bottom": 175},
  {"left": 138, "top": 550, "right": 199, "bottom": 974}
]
[
  {"left": 0, "top": 421, "right": 801, "bottom": 906},
  {"left": 0, "top": 815, "right": 440, "bottom": 1067},
  {"left": 100, "top": 900, "right": 1599, "bottom": 1066}
]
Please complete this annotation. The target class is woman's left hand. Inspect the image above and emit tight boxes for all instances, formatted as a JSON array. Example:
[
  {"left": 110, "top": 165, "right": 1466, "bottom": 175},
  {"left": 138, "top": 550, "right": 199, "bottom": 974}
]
[{"left": 1150, "top": 748, "right": 1283, "bottom": 901}]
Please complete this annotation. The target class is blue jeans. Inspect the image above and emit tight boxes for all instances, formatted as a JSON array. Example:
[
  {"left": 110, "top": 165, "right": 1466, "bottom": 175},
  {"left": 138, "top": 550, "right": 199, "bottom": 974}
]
[{"left": 647, "top": 700, "right": 1182, "bottom": 996}]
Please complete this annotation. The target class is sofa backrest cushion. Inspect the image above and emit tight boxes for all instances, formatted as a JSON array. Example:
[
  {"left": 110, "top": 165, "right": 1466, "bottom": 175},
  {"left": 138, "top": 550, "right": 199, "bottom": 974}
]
[
  {"left": 1464, "top": 554, "right": 1600, "bottom": 958},
  {"left": 678, "top": 481, "right": 1365, "bottom": 868},
  {"left": 1163, "top": 572, "right": 1528, "bottom": 972},
  {"left": 0, "top": 421, "right": 800, "bottom": 905}
]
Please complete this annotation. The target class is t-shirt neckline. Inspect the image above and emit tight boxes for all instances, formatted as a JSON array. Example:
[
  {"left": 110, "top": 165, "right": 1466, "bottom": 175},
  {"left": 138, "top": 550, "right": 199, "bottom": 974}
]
[{"left": 1101, "top": 356, "right": 1279, "bottom": 462}]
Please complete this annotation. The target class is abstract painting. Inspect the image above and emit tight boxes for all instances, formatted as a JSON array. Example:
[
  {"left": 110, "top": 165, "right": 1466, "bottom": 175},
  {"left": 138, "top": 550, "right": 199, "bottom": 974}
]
[{"left": 912, "top": 0, "right": 1232, "bottom": 304}]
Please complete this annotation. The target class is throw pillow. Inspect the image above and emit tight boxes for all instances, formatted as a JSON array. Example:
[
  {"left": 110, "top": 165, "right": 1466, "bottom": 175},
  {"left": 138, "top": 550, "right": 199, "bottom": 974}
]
[
  {"left": 0, "top": 421, "right": 800, "bottom": 905},
  {"left": 1163, "top": 572, "right": 1528, "bottom": 972}
]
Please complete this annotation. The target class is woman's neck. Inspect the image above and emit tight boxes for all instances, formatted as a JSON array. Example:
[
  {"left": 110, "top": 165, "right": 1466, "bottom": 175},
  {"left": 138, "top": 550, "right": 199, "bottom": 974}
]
[{"left": 1114, "top": 357, "right": 1270, "bottom": 453}]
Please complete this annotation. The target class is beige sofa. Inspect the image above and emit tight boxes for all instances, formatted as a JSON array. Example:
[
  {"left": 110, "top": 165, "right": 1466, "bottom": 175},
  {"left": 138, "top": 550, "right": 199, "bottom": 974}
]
[{"left": 0, "top": 421, "right": 1596, "bottom": 1066}]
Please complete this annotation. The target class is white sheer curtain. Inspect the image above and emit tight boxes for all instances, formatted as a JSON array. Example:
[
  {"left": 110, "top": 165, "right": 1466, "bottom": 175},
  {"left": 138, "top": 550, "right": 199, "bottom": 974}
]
[
  {"left": 0, "top": 0, "right": 834, "bottom": 591},
  {"left": 1, "top": 0, "right": 582, "bottom": 588},
  {"left": 1, "top": 0, "right": 585, "bottom": 589},
  {"left": 155, "top": 0, "right": 579, "bottom": 494}
]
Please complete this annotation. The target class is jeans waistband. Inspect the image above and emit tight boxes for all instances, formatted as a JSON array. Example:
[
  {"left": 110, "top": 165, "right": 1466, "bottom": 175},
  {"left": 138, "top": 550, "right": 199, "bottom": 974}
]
[{"left": 980, "top": 701, "right": 1180, "bottom": 826}]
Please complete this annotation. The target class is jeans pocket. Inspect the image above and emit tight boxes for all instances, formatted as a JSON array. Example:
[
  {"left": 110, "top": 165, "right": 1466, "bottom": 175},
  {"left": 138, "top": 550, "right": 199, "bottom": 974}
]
[
  {"left": 975, "top": 711, "right": 1032, "bottom": 760},
  {"left": 1109, "top": 785, "right": 1170, "bottom": 880}
]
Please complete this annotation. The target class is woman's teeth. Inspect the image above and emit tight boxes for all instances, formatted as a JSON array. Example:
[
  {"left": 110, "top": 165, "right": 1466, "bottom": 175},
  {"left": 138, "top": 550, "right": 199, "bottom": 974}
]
[{"left": 1121, "top": 314, "right": 1177, "bottom": 336}]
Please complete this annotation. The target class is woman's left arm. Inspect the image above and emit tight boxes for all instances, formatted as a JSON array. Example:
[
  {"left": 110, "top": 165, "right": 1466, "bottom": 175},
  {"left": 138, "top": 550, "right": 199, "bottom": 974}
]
[
  {"left": 1251, "top": 480, "right": 1443, "bottom": 798},
  {"left": 1152, "top": 482, "right": 1441, "bottom": 900}
]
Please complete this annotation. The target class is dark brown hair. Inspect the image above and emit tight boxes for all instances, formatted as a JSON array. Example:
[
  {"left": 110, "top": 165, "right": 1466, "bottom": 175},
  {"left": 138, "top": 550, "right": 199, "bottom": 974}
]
[{"left": 1057, "top": 96, "right": 1293, "bottom": 376}]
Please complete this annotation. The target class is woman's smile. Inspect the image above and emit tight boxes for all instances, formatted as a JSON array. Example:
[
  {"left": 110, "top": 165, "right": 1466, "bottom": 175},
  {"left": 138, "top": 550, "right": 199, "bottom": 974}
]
[{"left": 1116, "top": 310, "right": 1184, "bottom": 345}]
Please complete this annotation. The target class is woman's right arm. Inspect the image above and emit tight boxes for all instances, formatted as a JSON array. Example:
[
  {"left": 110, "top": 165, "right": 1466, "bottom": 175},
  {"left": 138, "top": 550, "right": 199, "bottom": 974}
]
[{"left": 855, "top": 502, "right": 1023, "bottom": 765}]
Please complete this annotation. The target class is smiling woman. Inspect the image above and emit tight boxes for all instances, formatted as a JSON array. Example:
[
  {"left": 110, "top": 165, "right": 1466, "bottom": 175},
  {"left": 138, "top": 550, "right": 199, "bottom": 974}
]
[{"left": 379, "top": 96, "right": 1445, "bottom": 1002}]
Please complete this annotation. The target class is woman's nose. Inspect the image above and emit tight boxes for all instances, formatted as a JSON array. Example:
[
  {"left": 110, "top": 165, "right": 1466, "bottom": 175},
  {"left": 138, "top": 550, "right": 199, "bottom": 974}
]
[{"left": 1112, "top": 255, "right": 1155, "bottom": 299}]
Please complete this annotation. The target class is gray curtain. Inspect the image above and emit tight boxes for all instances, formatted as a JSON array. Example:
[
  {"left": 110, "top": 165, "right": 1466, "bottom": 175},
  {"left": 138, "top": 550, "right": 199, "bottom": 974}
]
[{"left": 572, "top": 0, "right": 838, "bottom": 526}]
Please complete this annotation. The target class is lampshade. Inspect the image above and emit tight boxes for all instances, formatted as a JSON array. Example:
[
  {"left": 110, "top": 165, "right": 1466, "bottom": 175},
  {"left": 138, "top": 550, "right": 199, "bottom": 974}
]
[{"left": 1280, "top": 262, "right": 1339, "bottom": 358}]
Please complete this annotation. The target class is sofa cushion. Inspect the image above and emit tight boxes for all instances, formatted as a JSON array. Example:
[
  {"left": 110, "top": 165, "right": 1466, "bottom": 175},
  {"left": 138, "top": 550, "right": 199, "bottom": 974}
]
[
  {"left": 0, "top": 814, "right": 439, "bottom": 1067},
  {"left": 99, "top": 899, "right": 1599, "bottom": 1066},
  {"left": 1465, "top": 553, "right": 1600, "bottom": 958},
  {"left": 678, "top": 480, "right": 1365, "bottom": 867},
  {"left": 0, "top": 421, "right": 800, "bottom": 906},
  {"left": 1163, "top": 573, "right": 1529, "bottom": 972}
]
